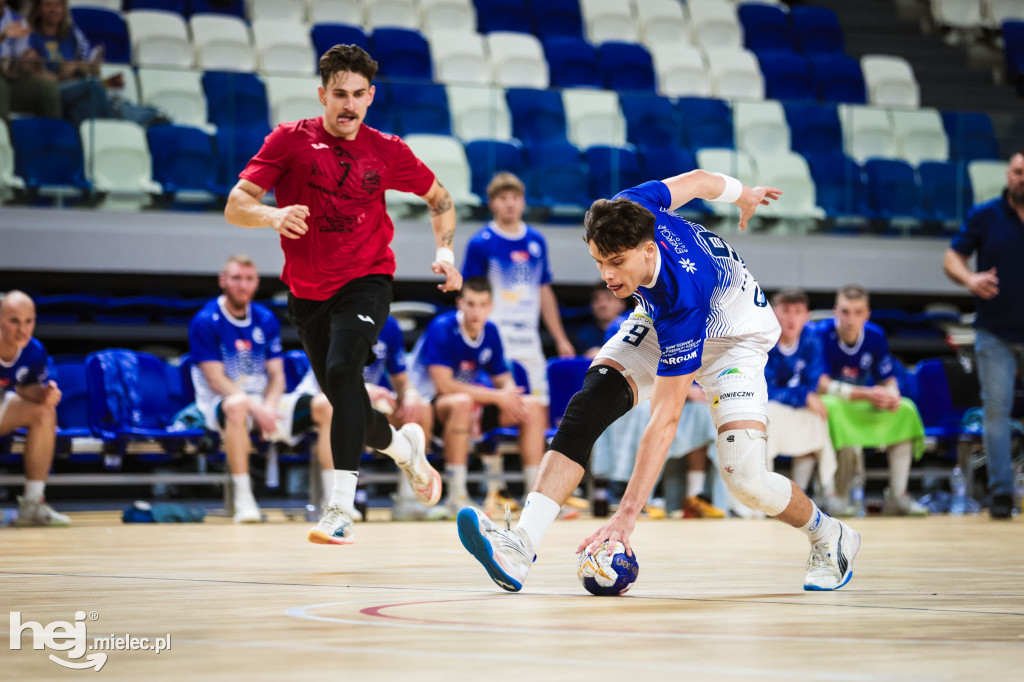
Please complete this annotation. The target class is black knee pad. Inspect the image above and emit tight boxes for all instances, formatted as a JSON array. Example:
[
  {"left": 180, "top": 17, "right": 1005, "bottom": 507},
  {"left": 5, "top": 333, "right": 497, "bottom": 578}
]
[{"left": 549, "top": 366, "right": 634, "bottom": 468}]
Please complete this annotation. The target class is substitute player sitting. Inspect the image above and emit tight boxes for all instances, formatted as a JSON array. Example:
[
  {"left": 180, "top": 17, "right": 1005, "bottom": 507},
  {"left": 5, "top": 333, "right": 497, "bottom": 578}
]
[{"left": 458, "top": 170, "right": 863, "bottom": 593}]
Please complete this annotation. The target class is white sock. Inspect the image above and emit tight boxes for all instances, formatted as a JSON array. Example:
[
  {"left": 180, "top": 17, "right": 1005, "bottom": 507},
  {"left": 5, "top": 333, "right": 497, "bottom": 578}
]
[
  {"left": 379, "top": 425, "right": 412, "bottom": 465},
  {"left": 23, "top": 479, "right": 45, "bottom": 502},
  {"left": 687, "top": 470, "right": 706, "bottom": 498},
  {"left": 446, "top": 464, "right": 468, "bottom": 500},
  {"left": 481, "top": 454, "right": 503, "bottom": 496},
  {"left": 232, "top": 473, "right": 256, "bottom": 505},
  {"left": 329, "top": 470, "right": 358, "bottom": 509},
  {"left": 799, "top": 501, "right": 838, "bottom": 543},
  {"left": 791, "top": 456, "right": 816, "bottom": 491},
  {"left": 516, "top": 492, "right": 560, "bottom": 550},
  {"left": 888, "top": 442, "right": 912, "bottom": 498},
  {"left": 320, "top": 469, "right": 333, "bottom": 508},
  {"left": 522, "top": 465, "right": 539, "bottom": 494}
]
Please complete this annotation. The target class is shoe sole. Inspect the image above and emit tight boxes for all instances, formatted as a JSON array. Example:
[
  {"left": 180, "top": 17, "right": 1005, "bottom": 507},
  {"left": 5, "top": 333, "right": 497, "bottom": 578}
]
[
  {"left": 456, "top": 508, "right": 522, "bottom": 592},
  {"left": 306, "top": 529, "right": 355, "bottom": 545},
  {"left": 804, "top": 528, "right": 862, "bottom": 592}
]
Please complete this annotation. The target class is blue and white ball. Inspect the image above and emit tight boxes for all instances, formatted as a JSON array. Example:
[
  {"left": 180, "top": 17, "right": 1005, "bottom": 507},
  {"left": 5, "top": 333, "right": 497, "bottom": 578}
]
[{"left": 577, "top": 541, "right": 639, "bottom": 596}]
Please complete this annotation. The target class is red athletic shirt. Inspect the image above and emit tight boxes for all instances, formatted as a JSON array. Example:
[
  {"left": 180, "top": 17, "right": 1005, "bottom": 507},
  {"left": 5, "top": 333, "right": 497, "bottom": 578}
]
[{"left": 239, "top": 118, "right": 435, "bottom": 301}]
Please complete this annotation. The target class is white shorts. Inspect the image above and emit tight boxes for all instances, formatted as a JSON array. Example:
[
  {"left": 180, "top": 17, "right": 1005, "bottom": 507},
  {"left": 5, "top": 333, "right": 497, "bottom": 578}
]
[
  {"left": 199, "top": 389, "right": 312, "bottom": 446},
  {"left": 0, "top": 391, "right": 15, "bottom": 430},
  {"left": 595, "top": 311, "right": 778, "bottom": 429},
  {"left": 498, "top": 325, "right": 549, "bottom": 405}
]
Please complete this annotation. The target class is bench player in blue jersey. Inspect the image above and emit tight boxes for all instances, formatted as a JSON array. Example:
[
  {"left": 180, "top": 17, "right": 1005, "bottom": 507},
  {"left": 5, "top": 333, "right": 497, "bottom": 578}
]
[
  {"left": 0, "top": 291, "right": 69, "bottom": 526},
  {"left": 459, "top": 170, "right": 862, "bottom": 593}
]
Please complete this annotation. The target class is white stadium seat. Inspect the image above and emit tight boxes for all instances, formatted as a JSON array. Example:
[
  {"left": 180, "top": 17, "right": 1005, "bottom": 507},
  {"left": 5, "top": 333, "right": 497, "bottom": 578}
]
[
  {"left": 485, "top": 32, "right": 549, "bottom": 89},
  {"left": 263, "top": 76, "right": 324, "bottom": 126},
  {"left": 252, "top": 21, "right": 316, "bottom": 75},
  {"left": 247, "top": 0, "right": 306, "bottom": 22},
  {"left": 69, "top": 0, "right": 120, "bottom": 9},
  {"left": 891, "top": 108, "right": 949, "bottom": 164},
  {"left": 365, "top": 0, "right": 422, "bottom": 30},
  {"left": 688, "top": 0, "right": 743, "bottom": 51},
  {"left": 706, "top": 47, "right": 764, "bottom": 101},
  {"left": 79, "top": 120, "right": 162, "bottom": 210},
  {"left": 125, "top": 10, "right": 193, "bottom": 68},
  {"left": 138, "top": 68, "right": 213, "bottom": 133},
  {"left": 984, "top": 0, "right": 1024, "bottom": 27},
  {"left": 634, "top": 0, "right": 690, "bottom": 47},
  {"left": 100, "top": 64, "right": 140, "bottom": 105},
  {"left": 839, "top": 104, "right": 898, "bottom": 163},
  {"left": 562, "top": 87, "right": 627, "bottom": 148},
  {"left": 695, "top": 147, "right": 757, "bottom": 216},
  {"left": 430, "top": 30, "right": 490, "bottom": 85},
  {"left": 650, "top": 43, "right": 711, "bottom": 97},
  {"left": 421, "top": 0, "right": 477, "bottom": 35},
  {"left": 0, "top": 120, "right": 25, "bottom": 199},
  {"left": 733, "top": 100, "right": 790, "bottom": 157},
  {"left": 447, "top": 85, "right": 512, "bottom": 141},
  {"left": 308, "top": 0, "right": 362, "bottom": 25},
  {"left": 860, "top": 54, "right": 920, "bottom": 109},
  {"left": 580, "top": 0, "right": 640, "bottom": 44},
  {"left": 191, "top": 14, "right": 256, "bottom": 72},
  {"left": 386, "top": 134, "right": 479, "bottom": 210},
  {"left": 968, "top": 159, "right": 1008, "bottom": 203},
  {"left": 931, "top": 0, "right": 984, "bottom": 28},
  {"left": 752, "top": 151, "right": 824, "bottom": 218}
]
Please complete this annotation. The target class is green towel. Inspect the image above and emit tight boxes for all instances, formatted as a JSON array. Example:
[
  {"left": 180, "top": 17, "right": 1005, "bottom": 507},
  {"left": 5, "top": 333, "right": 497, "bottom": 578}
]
[{"left": 821, "top": 396, "right": 926, "bottom": 459}]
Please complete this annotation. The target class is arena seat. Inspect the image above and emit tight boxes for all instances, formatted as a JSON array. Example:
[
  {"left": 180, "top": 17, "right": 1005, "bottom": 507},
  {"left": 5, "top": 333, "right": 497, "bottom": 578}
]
[
  {"left": 967, "top": 159, "right": 1008, "bottom": 203},
  {"left": 695, "top": 147, "right": 757, "bottom": 216},
  {"left": 633, "top": 0, "right": 689, "bottom": 48},
  {"left": 212, "top": 124, "right": 271, "bottom": 194},
  {"left": 421, "top": 0, "right": 478, "bottom": 35},
  {"left": 563, "top": 87, "right": 627, "bottom": 148},
  {"left": 70, "top": 0, "right": 120, "bottom": 9},
  {"left": 785, "top": 102, "right": 843, "bottom": 157},
  {"left": 791, "top": 5, "right": 844, "bottom": 55},
  {"left": 733, "top": 99, "right": 790, "bottom": 156},
  {"left": 650, "top": 43, "right": 712, "bottom": 97},
  {"left": 464, "top": 139, "right": 525, "bottom": 198},
  {"left": 475, "top": 0, "right": 532, "bottom": 33},
  {"left": 839, "top": 104, "right": 898, "bottom": 164},
  {"left": 80, "top": 120, "right": 163, "bottom": 208},
  {"left": 191, "top": 14, "right": 256, "bottom": 72},
  {"left": 430, "top": 30, "right": 491, "bottom": 85},
  {"left": 447, "top": 85, "right": 512, "bottom": 141},
  {"left": 486, "top": 31, "right": 550, "bottom": 88},
  {"left": 386, "top": 134, "right": 479, "bottom": 208},
  {"left": 860, "top": 54, "right": 921, "bottom": 109},
  {"left": 941, "top": 111, "right": 1001, "bottom": 161},
  {"left": 371, "top": 28, "right": 433, "bottom": 80},
  {"left": 202, "top": 71, "right": 270, "bottom": 130},
  {"left": 1002, "top": 19, "right": 1024, "bottom": 89},
  {"left": 70, "top": 7, "right": 131, "bottom": 64},
  {"left": 706, "top": 47, "right": 765, "bottom": 101},
  {"left": 0, "top": 120, "right": 25, "bottom": 197},
  {"left": 637, "top": 144, "right": 707, "bottom": 212},
  {"left": 580, "top": 0, "right": 640, "bottom": 44},
  {"left": 931, "top": 0, "right": 984, "bottom": 29},
  {"left": 757, "top": 50, "right": 814, "bottom": 102},
  {"left": 987, "top": 0, "right": 1024, "bottom": 26},
  {"left": 252, "top": 21, "right": 315, "bottom": 75},
  {"left": 311, "top": 23, "right": 369, "bottom": 58},
  {"left": 543, "top": 36, "right": 602, "bottom": 89},
  {"left": 11, "top": 118, "right": 90, "bottom": 199},
  {"left": 263, "top": 76, "right": 323, "bottom": 126},
  {"left": 531, "top": 0, "right": 584, "bottom": 40},
  {"left": 864, "top": 158, "right": 925, "bottom": 221},
  {"left": 506, "top": 87, "right": 567, "bottom": 143},
  {"left": 545, "top": 357, "right": 590, "bottom": 433},
  {"left": 283, "top": 350, "right": 313, "bottom": 393},
  {"left": 366, "top": 0, "right": 422, "bottom": 30},
  {"left": 309, "top": 0, "right": 362, "bottom": 24},
  {"left": 389, "top": 82, "right": 452, "bottom": 136},
  {"left": 525, "top": 140, "right": 588, "bottom": 207},
  {"left": 51, "top": 355, "right": 100, "bottom": 461},
  {"left": 598, "top": 42, "right": 656, "bottom": 93},
  {"left": 123, "top": 0, "right": 186, "bottom": 12},
  {"left": 586, "top": 145, "right": 643, "bottom": 199},
  {"left": 809, "top": 54, "right": 867, "bottom": 104},
  {"left": 147, "top": 124, "right": 220, "bottom": 202},
  {"left": 678, "top": 96, "right": 733, "bottom": 150},
  {"left": 619, "top": 93, "right": 678, "bottom": 148},
  {"left": 919, "top": 161, "right": 973, "bottom": 223},
  {"left": 248, "top": 0, "right": 305, "bottom": 22},
  {"left": 687, "top": 0, "right": 743, "bottom": 51},
  {"left": 191, "top": 0, "right": 246, "bottom": 18},
  {"left": 804, "top": 151, "right": 868, "bottom": 217},
  {"left": 891, "top": 108, "right": 949, "bottom": 165},
  {"left": 751, "top": 151, "right": 823, "bottom": 218},
  {"left": 738, "top": 2, "right": 794, "bottom": 54},
  {"left": 138, "top": 68, "right": 212, "bottom": 133},
  {"left": 125, "top": 10, "right": 194, "bottom": 67}
]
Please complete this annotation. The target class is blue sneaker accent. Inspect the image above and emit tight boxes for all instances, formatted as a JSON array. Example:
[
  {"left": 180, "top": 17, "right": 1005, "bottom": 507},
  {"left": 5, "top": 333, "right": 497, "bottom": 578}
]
[
  {"left": 804, "top": 570, "right": 853, "bottom": 591},
  {"left": 457, "top": 508, "right": 522, "bottom": 592}
]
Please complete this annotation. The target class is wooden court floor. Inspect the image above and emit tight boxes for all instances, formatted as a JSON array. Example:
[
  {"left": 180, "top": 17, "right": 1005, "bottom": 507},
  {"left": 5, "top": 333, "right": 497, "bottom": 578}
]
[{"left": 2, "top": 512, "right": 1022, "bottom": 681}]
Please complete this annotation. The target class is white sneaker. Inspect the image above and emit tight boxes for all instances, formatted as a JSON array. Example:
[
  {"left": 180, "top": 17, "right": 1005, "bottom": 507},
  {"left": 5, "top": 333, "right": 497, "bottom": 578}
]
[
  {"left": 457, "top": 506, "right": 534, "bottom": 592},
  {"left": 391, "top": 494, "right": 428, "bottom": 521},
  {"left": 883, "top": 489, "right": 929, "bottom": 517},
  {"left": 232, "top": 498, "right": 263, "bottom": 524},
  {"left": 804, "top": 520, "right": 861, "bottom": 591},
  {"left": 395, "top": 424, "right": 442, "bottom": 507},
  {"left": 307, "top": 504, "right": 355, "bottom": 545},
  {"left": 426, "top": 494, "right": 469, "bottom": 521},
  {"left": 15, "top": 496, "right": 71, "bottom": 527}
]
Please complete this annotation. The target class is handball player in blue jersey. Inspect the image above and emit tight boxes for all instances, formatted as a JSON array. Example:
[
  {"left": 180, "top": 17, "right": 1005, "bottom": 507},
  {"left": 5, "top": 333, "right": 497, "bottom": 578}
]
[
  {"left": 459, "top": 170, "right": 862, "bottom": 593},
  {"left": 0, "top": 291, "right": 69, "bottom": 526}
]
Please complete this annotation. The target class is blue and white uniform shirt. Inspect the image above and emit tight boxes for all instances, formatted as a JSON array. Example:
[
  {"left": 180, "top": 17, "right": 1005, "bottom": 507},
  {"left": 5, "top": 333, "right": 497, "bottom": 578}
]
[
  {"left": 816, "top": 318, "right": 895, "bottom": 387},
  {"left": 409, "top": 311, "right": 509, "bottom": 400},
  {"left": 0, "top": 338, "right": 49, "bottom": 400},
  {"left": 765, "top": 324, "right": 826, "bottom": 407},
  {"left": 614, "top": 181, "right": 778, "bottom": 376},
  {"left": 364, "top": 315, "right": 408, "bottom": 387},
  {"left": 188, "top": 296, "right": 283, "bottom": 412}
]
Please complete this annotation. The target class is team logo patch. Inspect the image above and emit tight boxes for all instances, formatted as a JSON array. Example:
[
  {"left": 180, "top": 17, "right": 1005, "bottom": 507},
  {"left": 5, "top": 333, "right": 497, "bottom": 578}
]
[
  {"left": 479, "top": 348, "right": 493, "bottom": 365},
  {"left": 860, "top": 353, "right": 873, "bottom": 370},
  {"left": 252, "top": 327, "right": 265, "bottom": 344},
  {"left": 718, "top": 368, "right": 743, "bottom": 377},
  {"left": 234, "top": 339, "right": 252, "bottom": 351},
  {"left": 310, "top": 143, "right": 329, "bottom": 150},
  {"left": 510, "top": 250, "right": 529, "bottom": 263},
  {"left": 15, "top": 367, "right": 28, "bottom": 383},
  {"left": 679, "top": 258, "right": 697, "bottom": 274},
  {"left": 361, "top": 170, "right": 381, "bottom": 193},
  {"left": 528, "top": 241, "right": 541, "bottom": 257}
]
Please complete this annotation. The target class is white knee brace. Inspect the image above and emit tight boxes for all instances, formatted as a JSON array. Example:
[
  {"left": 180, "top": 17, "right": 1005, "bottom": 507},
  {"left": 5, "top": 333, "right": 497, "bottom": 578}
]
[{"left": 718, "top": 429, "right": 793, "bottom": 516}]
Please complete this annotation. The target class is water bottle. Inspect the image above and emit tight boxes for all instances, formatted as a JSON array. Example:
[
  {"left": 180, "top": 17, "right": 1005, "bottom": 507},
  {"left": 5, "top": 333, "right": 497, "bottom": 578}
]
[
  {"left": 849, "top": 474, "right": 866, "bottom": 517},
  {"left": 949, "top": 466, "right": 967, "bottom": 516},
  {"left": 593, "top": 480, "right": 610, "bottom": 518},
  {"left": 354, "top": 488, "right": 368, "bottom": 519}
]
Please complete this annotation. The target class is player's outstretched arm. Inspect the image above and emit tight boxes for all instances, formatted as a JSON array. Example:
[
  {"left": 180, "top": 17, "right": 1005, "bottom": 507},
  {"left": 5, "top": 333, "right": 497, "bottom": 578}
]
[
  {"left": 225, "top": 179, "right": 309, "bottom": 240},
  {"left": 662, "top": 170, "right": 782, "bottom": 230},
  {"left": 421, "top": 179, "right": 462, "bottom": 292}
]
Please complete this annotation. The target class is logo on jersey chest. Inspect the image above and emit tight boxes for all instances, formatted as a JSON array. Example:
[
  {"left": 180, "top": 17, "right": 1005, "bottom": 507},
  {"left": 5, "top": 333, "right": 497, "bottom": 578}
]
[
  {"left": 362, "top": 170, "right": 381, "bottom": 193},
  {"left": 235, "top": 340, "right": 253, "bottom": 352},
  {"left": 479, "top": 348, "right": 493, "bottom": 365},
  {"left": 860, "top": 353, "right": 873, "bottom": 370},
  {"left": 679, "top": 258, "right": 696, "bottom": 274},
  {"left": 510, "top": 250, "right": 530, "bottom": 263},
  {"left": 841, "top": 366, "right": 861, "bottom": 381}
]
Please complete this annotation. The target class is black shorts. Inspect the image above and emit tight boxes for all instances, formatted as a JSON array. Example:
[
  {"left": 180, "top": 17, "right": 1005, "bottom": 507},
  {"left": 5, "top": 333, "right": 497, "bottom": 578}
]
[{"left": 430, "top": 395, "right": 500, "bottom": 439}]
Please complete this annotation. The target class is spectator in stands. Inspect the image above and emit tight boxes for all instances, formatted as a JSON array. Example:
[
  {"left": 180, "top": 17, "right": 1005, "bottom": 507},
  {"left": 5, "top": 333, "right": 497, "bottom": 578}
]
[
  {"left": 189, "top": 255, "right": 327, "bottom": 524},
  {"left": 764, "top": 288, "right": 839, "bottom": 512},
  {"left": 0, "top": 290, "right": 69, "bottom": 526},
  {"left": 816, "top": 284, "right": 927, "bottom": 516},
  {"left": 943, "top": 150, "right": 1024, "bottom": 520},
  {"left": 26, "top": 0, "right": 162, "bottom": 126},
  {"left": 409, "top": 277, "right": 547, "bottom": 518},
  {"left": 574, "top": 282, "right": 628, "bottom": 359},
  {"left": 0, "top": 0, "right": 60, "bottom": 121}
]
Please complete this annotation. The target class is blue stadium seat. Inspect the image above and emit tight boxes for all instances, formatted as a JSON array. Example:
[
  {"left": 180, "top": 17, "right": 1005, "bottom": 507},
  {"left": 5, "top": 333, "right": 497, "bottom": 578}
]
[
  {"left": 677, "top": 97, "right": 733, "bottom": 150},
  {"left": 124, "top": 0, "right": 187, "bottom": 13},
  {"left": 791, "top": 5, "right": 844, "bottom": 55},
  {"left": 506, "top": 87, "right": 568, "bottom": 144},
  {"left": 283, "top": 350, "right": 312, "bottom": 392},
  {"left": 389, "top": 81, "right": 451, "bottom": 135},
  {"left": 914, "top": 358, "right": 966, "bottom": 446},
  {"left": 864, "top": 158, "right": 925, "bottom": 221},
  {"left": 738, "top": 3, "right": 794, "bottom": 54},
  {"left": 586, "top": 145, "right": 642, "bottom": 199},
  {"left": 1003, "top": 20, "right": 1024, "bottom": 91},
  {"left": 147, "top": 124, "right": 220, "bottom": 199},
  {"left": 804, "top": 152, "right": 868, "bottom": 217},
  {"left": 809, "top": 54, "right": 867, "bottom": 104},
  {"left": 525, "top": 140, "right": 588, "bottom": 207},
  {"left": 543, "top": 37, "right": 601, "bottom": 88},
  {"left": 919, "top": 161, "right": 973, "bottom": 223},
  {"left": 619, "top": 94, "right": 678, "bottom": 148},
  {"left": 531, "top": 0, "right": 584, "bottom": 39},
  {"left": 371, "top": 28, "right": 433, "bottom": 80},
  {"left": 785, "top": 103, "right": 843, "bottom": 157},
  {"left": 941, "top": 111, "right": 1000, "bottom": 161},
  {"left": 202, "top": 71, "right": 270, "bottom": 129},
  {"left": 362, "top": 79, "right": 395, "bottom": 133},
  {"left": 311, "top": 23, "right": 370, "bottom": 59},
  {"left": 464, "top": 139, "right": 525, "bottom": 199},
  {"left": 757, "top": 51, "right": 814, "bottom": 102},
  {"left": 638, "top": 144, "right": 707, "bottom": 212},
  {"left": 51, "top": 355, "right": 97, "bottom": 461},
  {"left": 598, "top": 42, "right": 656, "bottom": 93},
  {"left": 190, "top": 0, "right": 245, "bottom": 18},
  {"left": 546, "top": 357, "right": 589, "bottom": 432},
  {"left": 476, "top": 0, "right": 532, "bottom": 33},
  {"left": 213, "top": 124, "right": 271, "bottom": 194},
  {"left": 10, "top": 118, "right": 90, "bottom": 196},
  {"left": 35, "top": 293, "right": 107, "bottom": 323},
  {"left": 69, "top": 8, "right": 130, "bottom": 64}
]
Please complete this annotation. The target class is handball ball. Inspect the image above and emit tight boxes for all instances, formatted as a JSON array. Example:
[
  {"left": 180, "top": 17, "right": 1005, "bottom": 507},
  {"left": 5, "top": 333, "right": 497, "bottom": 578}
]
[{"left": 577, "top": 541, "right": 639, "bottom": 596}]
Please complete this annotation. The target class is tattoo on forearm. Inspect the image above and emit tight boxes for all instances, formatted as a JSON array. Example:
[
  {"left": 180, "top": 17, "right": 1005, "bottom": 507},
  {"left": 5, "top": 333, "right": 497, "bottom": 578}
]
[
  {"left": 440, "top": 228, "right": 454, "bottom": 247},
  {"left": 430, "top": 189, "right": 453, "bottom": 216}
]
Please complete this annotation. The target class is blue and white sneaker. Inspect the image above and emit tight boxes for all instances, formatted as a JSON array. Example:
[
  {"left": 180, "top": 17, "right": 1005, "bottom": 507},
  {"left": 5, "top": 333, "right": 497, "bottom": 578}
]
[
  {"left": 804, "top": 520, "right": 861, "bottom": 591},
  {"left": 307, "top": 505, "right": 354, "bottom": 545},
  {"left": 457, "top": 506, "right": 534, "bottom": 592}
]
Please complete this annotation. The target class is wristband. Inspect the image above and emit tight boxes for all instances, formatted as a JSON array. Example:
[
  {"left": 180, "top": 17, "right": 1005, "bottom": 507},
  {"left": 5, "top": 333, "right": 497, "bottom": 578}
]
[
  {"left": 709, "top": 173, "right": 743, "bottom": 203},
  {"left": 826, "top": 381, "right": 855, "bottom": 401},
  {"left": 435, "top": 247, "right": 455, "bottom": 265}
]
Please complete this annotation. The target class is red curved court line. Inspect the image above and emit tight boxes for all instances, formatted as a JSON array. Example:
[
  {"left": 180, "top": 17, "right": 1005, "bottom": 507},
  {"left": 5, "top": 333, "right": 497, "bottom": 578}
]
[{"left": 360, "top": 597, "right": 508, "bottom": 626}]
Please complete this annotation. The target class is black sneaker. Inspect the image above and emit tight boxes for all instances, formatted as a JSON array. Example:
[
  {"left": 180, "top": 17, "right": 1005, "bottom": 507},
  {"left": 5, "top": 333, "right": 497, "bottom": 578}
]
[{"left": 989, "top": 494, "right": 1014, "bottom": 520}]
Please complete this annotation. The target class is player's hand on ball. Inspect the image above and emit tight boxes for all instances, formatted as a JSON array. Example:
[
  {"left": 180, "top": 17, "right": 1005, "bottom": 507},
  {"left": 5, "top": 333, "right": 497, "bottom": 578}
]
[
  {"left": 270, "top": 205, "right": 310, "bottom": 239},
  {"left": 736, "top": 185, "right": 782, "bottom": 231},
  {"left": 432, "top": 260, "right": 462, "bottom": 292},
  {"left": 577, "top": 510, "right": 637, "bottom": 558}
]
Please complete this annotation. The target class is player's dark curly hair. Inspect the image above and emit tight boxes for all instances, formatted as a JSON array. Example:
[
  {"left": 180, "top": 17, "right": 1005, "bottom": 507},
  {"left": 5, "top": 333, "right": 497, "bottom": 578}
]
[
  {"left": 583, "top": 198, "right": 656, "bottom": 256},
  {"left": 319, "top": 44, "right": 379, "bottom": 86}
]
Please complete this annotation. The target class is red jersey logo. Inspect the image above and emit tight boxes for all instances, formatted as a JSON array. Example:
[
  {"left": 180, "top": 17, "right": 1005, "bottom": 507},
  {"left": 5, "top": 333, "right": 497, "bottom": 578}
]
[
  {"left": 510, "top": 250, "right": 529, "bottom": 263},
  {"left": 235, "top": 340, "right": 253, "bottom": 352},
  {"left": 458, "top": 360, "right": 477, "bottom": 373},
  {"left": 840, "top": 366, "right": 860, "bottom": 381}
]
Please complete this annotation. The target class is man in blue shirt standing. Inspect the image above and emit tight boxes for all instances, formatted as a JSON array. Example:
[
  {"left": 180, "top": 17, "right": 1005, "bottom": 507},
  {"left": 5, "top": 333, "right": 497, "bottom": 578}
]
[
  {"left": 0, "top": 290, "right": 69, "bottom": 526},
  {"left": 944, "top": 150, "right": 1024, "bottom": 519}
]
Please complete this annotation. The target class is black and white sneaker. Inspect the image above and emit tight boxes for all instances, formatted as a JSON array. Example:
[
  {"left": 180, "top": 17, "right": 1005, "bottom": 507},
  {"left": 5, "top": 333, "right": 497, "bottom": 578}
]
[
  {"left": 457, "top": 506, "right": 534, "bottom": 592},
  {"left": 804, "top": 520, "right": 861, "bottom": 591}
]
